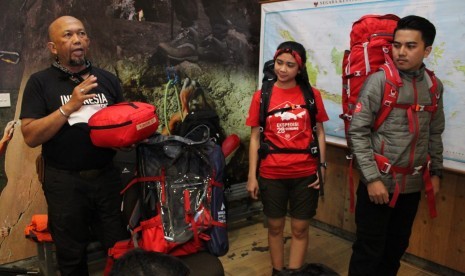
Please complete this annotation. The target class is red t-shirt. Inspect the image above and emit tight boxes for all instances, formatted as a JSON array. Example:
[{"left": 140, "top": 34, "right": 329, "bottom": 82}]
[{"left": 246, "top": 85, "right": 329, "bottom": 179}]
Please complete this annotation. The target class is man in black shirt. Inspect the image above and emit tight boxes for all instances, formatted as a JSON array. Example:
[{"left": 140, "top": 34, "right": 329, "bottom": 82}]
[{"left": 20, "top": 16, "right": 127, "bottom": 276}]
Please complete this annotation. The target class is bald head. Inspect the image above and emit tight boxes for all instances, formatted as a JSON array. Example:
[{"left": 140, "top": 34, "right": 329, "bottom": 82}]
[{"left": 48, "top": 16, "right": 84, "bottom": 42}]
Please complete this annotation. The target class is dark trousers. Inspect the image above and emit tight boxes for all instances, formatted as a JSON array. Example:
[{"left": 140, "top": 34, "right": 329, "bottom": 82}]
[
  {"left": 348, "top": 182, "right": 421, "bottom": 276},
  {"left": 43, "top": 165, "right": 128, "bottom": 276}
]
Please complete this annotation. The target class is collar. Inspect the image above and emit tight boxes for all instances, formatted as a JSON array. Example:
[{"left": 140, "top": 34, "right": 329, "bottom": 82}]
[
  {"left": 399, "top": 64, "right": 425, "bottom": 81},
  {"left": 52, "top": 60, "right": 92, "bottom": 83}
]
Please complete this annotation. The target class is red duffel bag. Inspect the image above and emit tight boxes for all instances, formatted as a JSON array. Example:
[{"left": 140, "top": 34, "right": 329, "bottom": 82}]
[{"left": 89, "top": 102, "right": 159, "bottom": 148}]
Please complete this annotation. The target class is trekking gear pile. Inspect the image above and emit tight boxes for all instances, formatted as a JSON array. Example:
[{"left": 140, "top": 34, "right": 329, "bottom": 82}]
[{"left": 106, "top": 125, "right": 229, "bottom": 273}]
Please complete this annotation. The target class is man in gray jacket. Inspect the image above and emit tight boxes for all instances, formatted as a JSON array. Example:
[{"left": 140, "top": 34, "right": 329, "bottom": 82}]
[{"left": 348, "top": 15, "right": 444, "bottom": 275}]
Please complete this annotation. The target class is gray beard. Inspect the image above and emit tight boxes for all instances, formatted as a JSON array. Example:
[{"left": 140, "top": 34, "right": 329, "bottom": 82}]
[{"left": 69, "top": 57, "right": 86, "bottom": 66}]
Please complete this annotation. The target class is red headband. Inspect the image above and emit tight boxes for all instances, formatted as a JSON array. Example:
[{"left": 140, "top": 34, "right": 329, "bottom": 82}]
[{"left": 273, "top": 48, "right": 303, "bottom": 69}]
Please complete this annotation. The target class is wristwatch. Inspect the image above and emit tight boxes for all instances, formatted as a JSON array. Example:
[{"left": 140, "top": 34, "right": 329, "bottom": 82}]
[
  {"left": 430, "top": 169, "right": 443, "bottom": 179},
  {"left": 319, "top": 162, "right": 328, "bottom": 169}
]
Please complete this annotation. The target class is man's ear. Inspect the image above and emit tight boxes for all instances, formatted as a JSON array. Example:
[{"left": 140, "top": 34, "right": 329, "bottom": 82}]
[
  {"left": 424, "top": 45, "right": 432, "bottom": 58},
  {"left": 47, "top": 42, "right": 57, "bottom": 55}
]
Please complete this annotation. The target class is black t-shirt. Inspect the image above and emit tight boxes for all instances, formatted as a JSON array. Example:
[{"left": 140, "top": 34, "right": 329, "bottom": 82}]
[{"left": 20, "top": 65, "right": 124, "bottom": 170}]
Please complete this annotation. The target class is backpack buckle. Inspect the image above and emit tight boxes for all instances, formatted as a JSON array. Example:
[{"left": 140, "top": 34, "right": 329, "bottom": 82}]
[
  {"left": 310, "top": 143, "right": 319, "bottom": 157},
  {"left": 389, "top": 89, "right": 397, "bottom": 97},
  {"left": 414, "top": 104, "right": 425, "bottom": 111},
  {"left": 380, "top": 162, "right": 392, "bottom": 174},
  {"left": 412, "top": 165, "right": 423, "bottom": 175}
]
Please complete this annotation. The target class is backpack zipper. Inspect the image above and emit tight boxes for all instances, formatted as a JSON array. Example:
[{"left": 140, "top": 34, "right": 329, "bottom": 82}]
[{"left": 90, "top": 120, "right": 132, "bottom": 129}]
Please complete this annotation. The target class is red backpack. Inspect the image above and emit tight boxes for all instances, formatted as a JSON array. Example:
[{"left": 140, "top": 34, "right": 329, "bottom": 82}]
[
  {"left": 340, "top": 14, "right": 400, "bottom": 137},
  {"left": 340, "top": 14, "right": 440, "bottom": 217}
]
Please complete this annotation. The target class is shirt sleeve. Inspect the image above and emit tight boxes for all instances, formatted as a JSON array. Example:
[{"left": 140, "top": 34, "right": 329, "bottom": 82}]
[
  {"left": 20, "top": 75, "right": 48, "bottom": 119},
  {"left": 347, "top": 73, "right": 385, "bottom": 183},
  {"left": 245, "top": 90, "right": 261, "bottom": 127}
]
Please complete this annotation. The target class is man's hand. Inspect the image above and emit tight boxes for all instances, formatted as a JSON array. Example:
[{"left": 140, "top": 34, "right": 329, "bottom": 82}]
[
  {"left": 61, "top": 75, "right": 98, "bottom": 115},
  {"left": 367, "top": 180, "right": 389, "bottom": 204},
  {"left": 431, "top": 175, "right": 441, "bottom": 196}
]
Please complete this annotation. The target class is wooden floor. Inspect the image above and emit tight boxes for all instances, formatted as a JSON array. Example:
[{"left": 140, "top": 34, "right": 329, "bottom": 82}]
[
  {"left": 63, "top": 215, "right": 440, "bottom": 276},
  {"left": 218, "top": 216, "right": 439, "bottom": 276}
]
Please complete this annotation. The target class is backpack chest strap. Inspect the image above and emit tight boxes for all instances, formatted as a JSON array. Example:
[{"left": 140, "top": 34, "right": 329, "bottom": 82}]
[{"left": 374, "top": 67, "right": 439, "bottom": 131}]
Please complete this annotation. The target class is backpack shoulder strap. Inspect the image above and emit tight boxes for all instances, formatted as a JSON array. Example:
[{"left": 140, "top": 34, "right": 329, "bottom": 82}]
[
  {"left": 259, "top": 60, "right": 276, "bottom": 130},
  {"left": 373, "top": 63, "right": 403, "bottom": 131},
  {"left": 425, "top": 68, "right": 440, "bottom": 104},
  {"left": 301, "top": 84, "right": 317, "bottom": 131}
]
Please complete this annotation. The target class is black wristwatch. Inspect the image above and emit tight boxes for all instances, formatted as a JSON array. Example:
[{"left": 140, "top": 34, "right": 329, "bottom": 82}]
[
  {"left": 319, "top": 162, "right": 327, "bottom": 169},
  {"left": 430, "top": 169, "right": 443, "bottom": 179}
]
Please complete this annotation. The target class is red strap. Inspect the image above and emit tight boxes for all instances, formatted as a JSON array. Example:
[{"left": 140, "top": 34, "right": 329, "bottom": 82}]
[
  {"left": 388, "top": 172, "right": 400, "bottom": 208},
  {"left": 425, "top": 68, "right": 440, "bottom": 124},
  {"left": 133, "top": 217, "right": 162, "bottom": 234},
  {"left": 373, "top": 61, "right": 401, "bottom": 131},
  {"left": 198, "top": 232, "right": 211, "bottom": 241},
  {"left": 184, "top": 189, "right": 191, "bottom": 223},
  {"left": 423, "top": 161, "right": 438, "bottom": 218},
  {"left": 120, "top": 176, "right": 164, "bottom": 194},
  {"left": 210, "top": 220, "right": 227, "bottom": 228},
  {"left": 425, "top": 68, "right": 438, "bottom": 100},
  {"left": 373, "top": 154, "right": 437, "bottom": 217}
]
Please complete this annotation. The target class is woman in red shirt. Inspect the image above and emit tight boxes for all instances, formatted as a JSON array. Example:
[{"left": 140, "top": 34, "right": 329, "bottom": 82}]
[{"left": 246, "top": 41, "right": 329, "bottom": 275}]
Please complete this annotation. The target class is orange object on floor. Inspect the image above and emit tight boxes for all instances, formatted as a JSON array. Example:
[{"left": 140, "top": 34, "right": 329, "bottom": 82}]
[{"left": 24, "top": 214, "right": 53, "bottom": 243}]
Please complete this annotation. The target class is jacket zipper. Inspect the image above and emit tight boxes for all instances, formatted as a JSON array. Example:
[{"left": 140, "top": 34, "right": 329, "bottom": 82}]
[{"left": 407, "top": 77, "right": 420, "bottom": 188}]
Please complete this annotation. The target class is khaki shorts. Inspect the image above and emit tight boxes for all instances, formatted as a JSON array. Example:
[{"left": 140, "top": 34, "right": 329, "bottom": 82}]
[{"left": 259, "top": 174, "right": 319, "bottom": 220}]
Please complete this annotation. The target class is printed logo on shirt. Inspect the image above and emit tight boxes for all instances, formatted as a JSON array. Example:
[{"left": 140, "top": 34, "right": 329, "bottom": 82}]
[
  {"left": 60, "top": 93, "right": 109, "bottom": 125},
  {"left": 354, "top": 102, "right": 362, "bottom": 113},
  {"left": 269, "top": 101, "right": 307, "bottom": 141}
]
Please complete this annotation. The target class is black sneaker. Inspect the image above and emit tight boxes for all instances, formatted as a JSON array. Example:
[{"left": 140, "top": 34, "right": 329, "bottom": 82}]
[
  {"left": 272, "top": 268, "right": 291, "bottom": 276},
  {"left": 287, "top": 264, "right": 310, "bottom": 276},
  {"left": 159, "top": 27, "right": 199, "bottom": 62}
]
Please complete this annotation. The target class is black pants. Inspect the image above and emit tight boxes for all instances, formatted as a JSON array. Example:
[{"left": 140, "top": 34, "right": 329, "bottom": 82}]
[
  {"left": 43, "top": 165, "right": 128, "bottom": 276},
  {"left": 348, "top": 182, "right": 421, "bottom": 276}
]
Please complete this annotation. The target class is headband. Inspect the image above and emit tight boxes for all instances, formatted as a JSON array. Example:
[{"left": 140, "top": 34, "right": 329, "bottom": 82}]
[{"left": 273, "top": 48, "right": 303, "bottom": 69}]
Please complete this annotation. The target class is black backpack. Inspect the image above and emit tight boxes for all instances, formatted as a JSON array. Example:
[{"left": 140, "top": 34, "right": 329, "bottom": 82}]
[
  {"left": 120, "top": 127, "right": 229, "bottom": 256},
  {"left": 257, "top": 59, "right": 324, "bottom": 195},
  {"left": 173, "top": 81, "right": 225, "bottom": 145}
]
